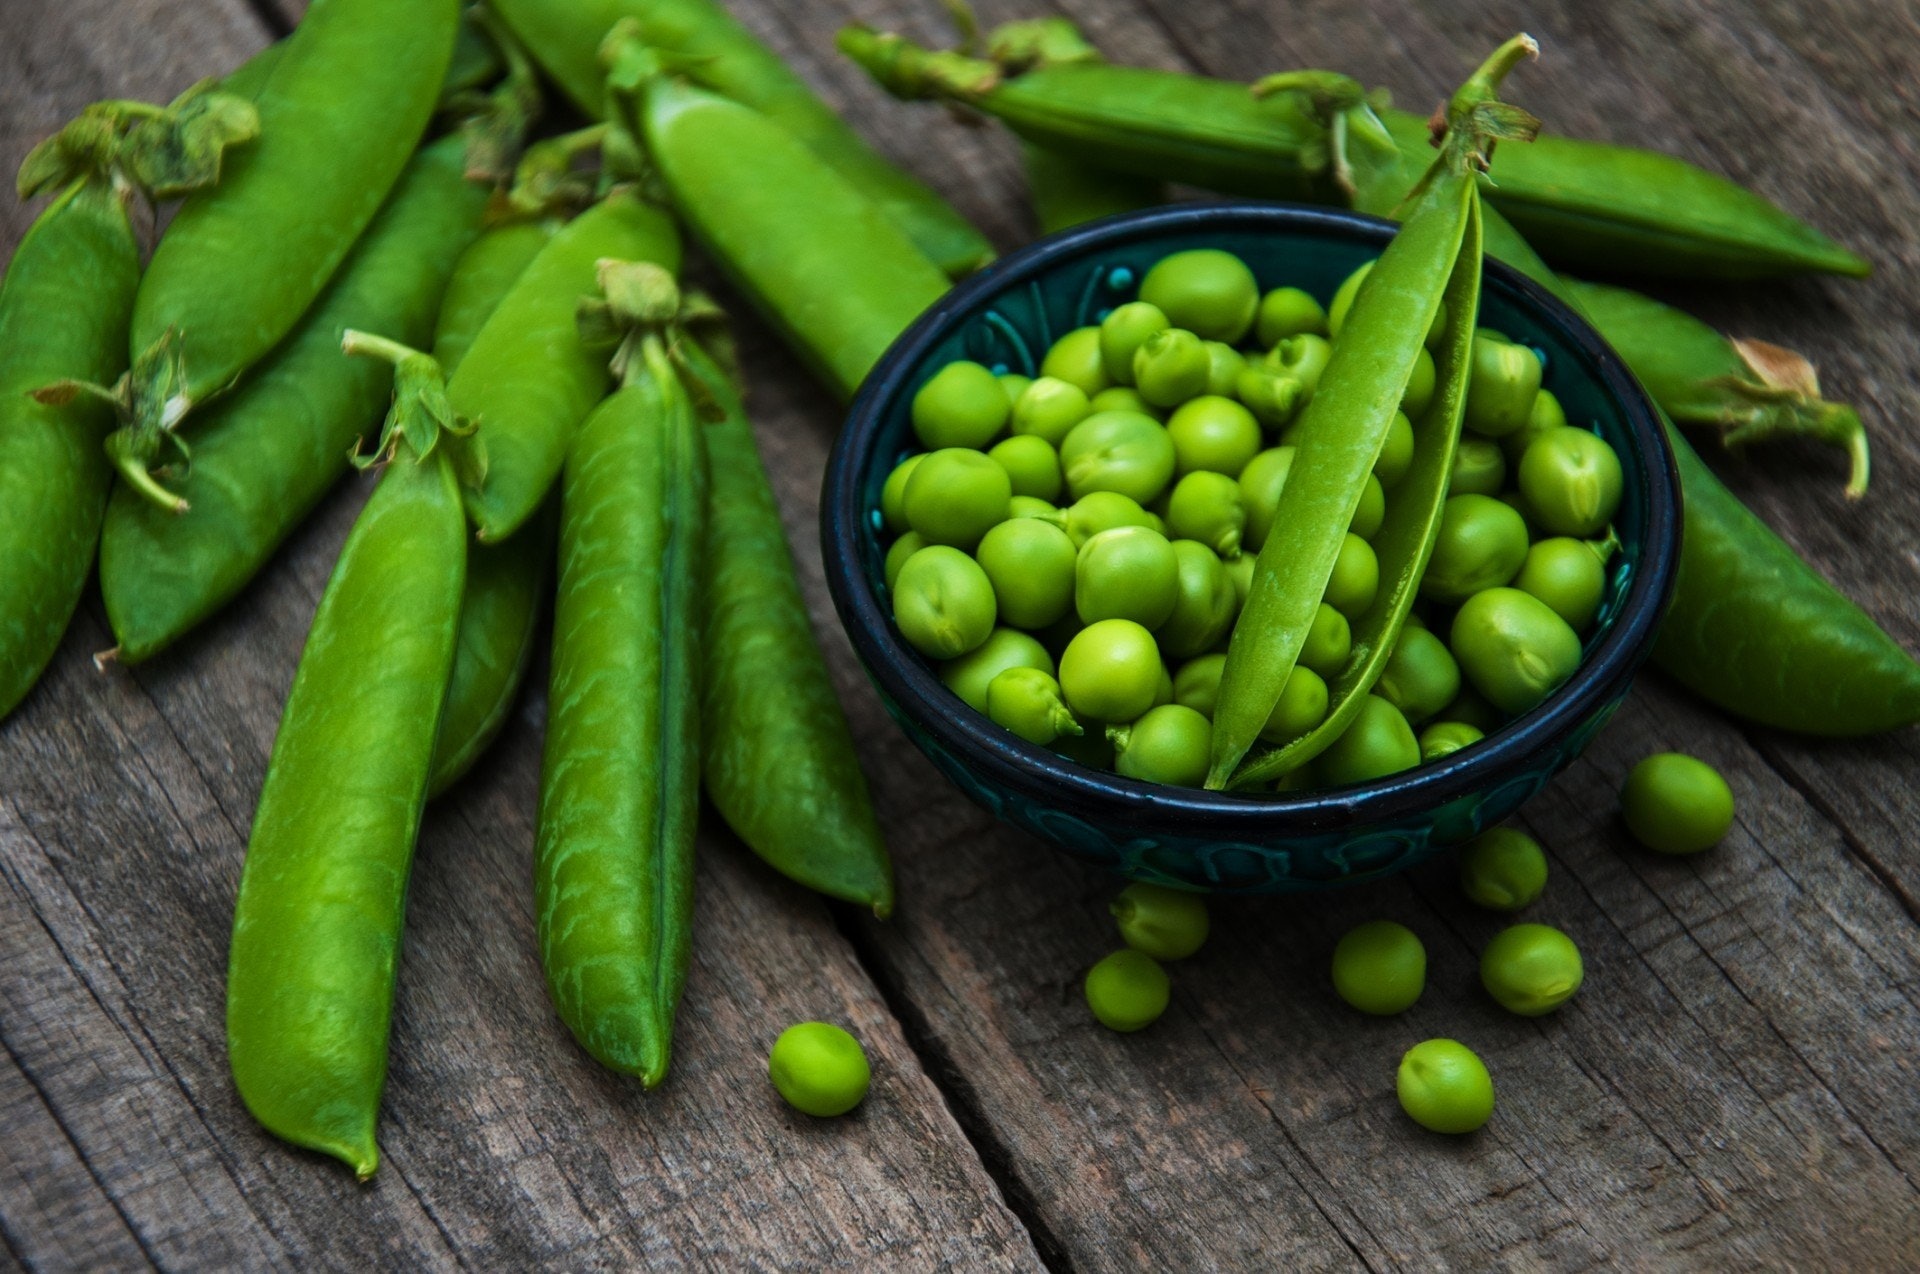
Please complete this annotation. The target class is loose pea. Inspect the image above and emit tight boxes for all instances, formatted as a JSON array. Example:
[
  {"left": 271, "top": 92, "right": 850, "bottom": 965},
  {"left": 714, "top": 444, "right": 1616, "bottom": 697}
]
[
  {"left": 1238, "top": 445, "right": 1294, "bottom": 551},
  {"left": 1039, "top": 326, "right": 1110, "bottom": 397},
  {"left": 1438, "top": 683, "right": 1503, "bottom": 731},
  {"left": 1502, "top": 386, "right": 1567, "bottom": 463},
  {"left": 1084, "top": 948, "right": 1169, "bottom": 1032},
  {"left": 1235, "top": 364, "right": 1303, "bottom": 428},
  {"left": 1256, "top": 285, "right": 1327, "bottom": 346},
  {"left": 1480, "top": 923, "right": 1583, "bottom": 1016},
  {"left": 1323, "top": 533, "right": 1379, "bottom": 619},
  {"left": 1376, "top": 626, "right": 1461, "bottom": 725},
  {"left": 1098, "top": 300, "right": 1169, "bottom": 385},
  {"left": 1464, "top": 332, "right": 1542, "bottom": 437},
  {"left": 1224, "top": 552, "right": 1255, "bottom": 606},
  {"left": 1059, "top": 410, "right": 1177, "bottom": 505},
  {"left": 1401, "top": 347, "right": 1437, "bottom": 420},
  {"left": 1514, "top": 537, "right": 1608, "bottom": 632},
  {"left": 1326, "top": 260, "right": 1370, "bottom": 337},
  {"left": 1051, "top": 489, "right": 1157, "bottom": 547},
  {"left": 1165, "top": 471, "right": 1247, "bottom": 559},
  {"left": 1138, "top": 248, "right": 1258, "bottom": 342},
  {"left": 892, "top": 545, "right": 996, "bottom": 659},
  {"left": 1172, "top": 653, "right": 1227, "bottom": 717},
  {"left": 1518, "top": 427, "right": 1623, "bottom": 537},
  {"left": 903, "top": 447, "right": 1011, "bottom": 549},
  {"left": 1152, "top": 663, "right": 1175, "bottom": 709},
  {"left": 1421, "top": 494, "right": 1530, "bottom": 604},
  {"left": 986, "top": 666, "right": 1081, "bottom": 745},
  {"left": 1331, "top": 920, "right": 1425, "bottom": 1015},
  {"left": 1264, "top": 333, "right": 1333, "bottom": 401},
  {"left": 1202, "top": 341, "right": 1247, "bottom": 399},
  {"left": 1088, "top": 386, "right": 1165, "bottom": 419},
  {"left": 1110, "top": 703, "right": 1211, "bottom": 786},
  {"left": 1111, "top": 882, "right": 1208, "bottom": 960},
  {"left": 1059, "top": 618, "right": 1163, "bottom": 722},
  {"left": 1419, "top": 720, "right": 1484, "bottom": 762},
  {"left": 1259, "top": 665, "right": 1329, "bottom": 744},
  {"left": 880, "top": 453, "right": 923, "bottom": 532},
  {"left": 1167, "top": 395, "right": 1261, "bottom": 477},
  {"left": 1397, "top": 1039, "right": 1494, "bottom": 1134},
  {"left": 1448, "top": 438, "right": 1507, "bottom": 497},
  {"left": 988, "top": 433, "right": 1064, "bottom": 501},
  {"left": 1012, "top": 375, "right": 1092, "bottom": 445},
  {"left": 1374, "top": 411, "right": 1415, "bottom": 488},
  {"left": 1298, "top": 602, "right": 1352, "bottom": 677},
  {"left": 1350, "top": 474, "right": 1386, "bottom": 541},
  {"left": 1158, "top": 540, "right": 1239, "bottom": 658},
  {"left": 939, "top": 627, "right": 1053, "bottom": 713},
  {"left": 1458, "top": 827, "right": 1547, "bottom": 910},
  {"left": 768, "top": 1022, "right": 870, "bottom": 1117},
  {"left": 1076, "top": 526, "right": 1179, "bottom": 629},
  {"left": 912, "top": 359, "right": 1009, "bottom": 449},
  {"left": 976, "top": 517, "right": 1077, "bottom": 629},
  {"left": 1450, "top": 587, "right": 1583, "bottom": 714},
  {"left": 883, "top": 531, "right": 926, "bottom": 588},
  {"left": 1007, "top": 495, "right": 1058, "bottom": 519},
  {"left": 1620, "top": 752, "right": 1735, "bottom": 854},
  {"left": 997, "top": 372, "right": 1033, "bottom": 406},
  {"left": 1316, "top": 695, "right": 1419, "bottom": 787},
  {"left": 1132, "top": 328, "right": 1212, "bottom": 407}
]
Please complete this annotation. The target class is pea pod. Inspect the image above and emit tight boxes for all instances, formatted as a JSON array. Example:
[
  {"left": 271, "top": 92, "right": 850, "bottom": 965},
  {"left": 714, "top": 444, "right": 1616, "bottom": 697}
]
[
  {"left": 680, "top": 341, "right": 894, "bottom": 915},
  {"left": 536, "top": 263, "right": 707, "bottom": 1082},
  {"left": 0, "top": 179, "right": 140, "bottom": 719},
  {"left": 429, "top": 221, "right": 556, "bottom": 373},
  {"left": 1211, "top": 38, "right": 1534, "bottom": 789},
  {"left": 98, "top": 133, "right": 489, "bottom": 662},
  {"left": 227, "top": 343, "right": 469, "bottom": 1178}
]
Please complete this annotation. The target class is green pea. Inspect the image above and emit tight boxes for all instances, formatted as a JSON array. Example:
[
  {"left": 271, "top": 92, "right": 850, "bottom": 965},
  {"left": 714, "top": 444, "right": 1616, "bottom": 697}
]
[
  {"left": 1326, "top": 260, "right": 1371, "bottom": 337},
  {"left": 1039, "top": 325, "right": 1111, "bottom": 397},
  {"left": 1464, "top": 332, "right": 1542, "bottom": 438},
  {"left": 998, "top": 372, "right": 1033, "bottom": 406},
  {"left": 1331, "top": 919, "right": 1425, "bottom": 1015},
  {"left": 1007, "top": 495, "right": 1058, "bottom": 520},
  {"left": 768, "top": 1022, "right": 870, "bottom": 1117},
  {"left": 976, "top": 517, "right": 1077, "bottom": 629},
  {"left": 1518, "top": 427, "right": 1623, "bottom": 537},
  {"left": 1419, "top": 720, "right": 1485, "bottom": 762},
  {"left": 1316, "top": 695, "right": 1419, "bottom": 787},
  {"left": 1298, "top": 602, "right": 1352, "bottom": 677},
  {"left": 1421, "top": 494, "right": 1530, "bottom": 605},
  {"left": 1438, "top": 683, "right": 1502, "bottom": 731},
  {"left": 1167, "top": 395, "right": 1261, "bottom": 477},
  {"left": 1202, "top": 341, "right": 1247, "bottom": 399},
  {"left": 1110, "top": 703, "right": 1211, "bottom": 786},
  {"left": 1397, "top": 1039, "right": 1494, "bottom": 1134},
  {"left": 1259, "top": 665, "right": 1329, "bottom": 744},
  {"left": 912, "top": 359, "right": 1009, "bottom": 449},
  {"left": 939, "top": 627, "right": 1053, "bottom": 713},
  {"left": 1172, "top": 653, "right": 1227, "bottom": 717},
  {"left": 892, "top": 545, "right": 996, "bottom": 659},
  {"left": 1458, "top": 827, "right": 1547, "bottom": 910},
  {"left": 1139, "top": 247, "right": 1258, "bottom": 343},
  {"left": 1234, "top": 364, "right": 1302, "bottom": 428},
  {"left": 1238, "top": 445, "right": 1294, "bottom": 551},
  {"left": 1376, "top": 626, "right": 1461, "bottom": 725},
  {"left": 988, "top": 433, "right": 1064, "bottom": 501},
  {"left": 1098, "top": 300, "right": 1170, "bottom": 385},
  {"left": 1401, "top": 346, "right": 1437, "bottom": 419},
  {"left": 1059, "top": 410, "right": 1177, "bottom": 505},
  {"left": 1514, "top": 537, "right": 1607, "bottom": 632},
  {"left": 1164, "top": 470, "right": 1247, "bottom": 559},
  {"left": 1224, "top": 552, "right": 1255, "bottom": 606},
  {"left": 1448, "top": 438, "right": 1507, "bottom": 497},
  {"left": 903, "top": 447, "right": 1011, "bottom": 549},
  {"left": 1132, "top": 328, "right": 1212, "bottom": 408},
  {"left": 1059, "top": 618, "right": 1163, "bottom": 722},
  {"left": 1480, "top": 923, "right": 1583, "bottom": 1016},
  {"left": 1350, "top": 473, "right": 1386, "bottom": 541},
  {"left": 1264, "top": 333, "right": 1333, "bottom": 401},
  {"left": 1255, "top": 285, "right": 1327, "bottom": 346},
  {"left": 1084, "top": 948, "right": 1169, "bottom": 1032},
  {"left": 880, "top": 453, "right": 923, "bottom": 533},
  {"left": 1620, "top": 752, "right": 1735, "bottom": 854},
  {"left": 884, "top": 530, "right": 927, "bottom": 588},
  {"left": 985, "top": 666, "right": 1081, "bottom": 745},
  {"left": 1449, "top": 587, "right": 1583, "bottom": 715},
  {"left": 1374, "top": 411, "right": 1415, "bottom": 488},
  {"left": 1050, "top": 490, "right": 1155, "bottom": 547},
  {"left": 1158, "top": 540, "right": 1239, "bottom": 659},
  {"left": 1088, "top": 386, "right": 1165, "bottom": 419},
  {"left": 1152, "top": 663, "right": 1175, "bottom": 709},
  {"left": 1323, "top": 533, "right": 1379, "bottom": 619},
  {"left": 1111, "top": 882, "right": 1209, "bottom": 960},
  {"left": 1012, "top": 375, "right": 1092, "bottom": 446},
  {"left": 1076, "top": 526, "right": 1179, "bottom": 628},
  {"left": 1502, "top": 386, "right": 1566, "bottom": 463}
]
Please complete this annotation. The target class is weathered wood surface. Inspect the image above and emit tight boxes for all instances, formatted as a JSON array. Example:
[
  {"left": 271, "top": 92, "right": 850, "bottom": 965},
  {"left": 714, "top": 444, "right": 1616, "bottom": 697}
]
[{"left": 4, "top": 0, "right": 1919, "bottom": 1268}]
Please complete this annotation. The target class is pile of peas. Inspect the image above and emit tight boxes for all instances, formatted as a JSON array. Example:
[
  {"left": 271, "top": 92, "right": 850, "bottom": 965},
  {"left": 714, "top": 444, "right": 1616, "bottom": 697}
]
[{"left": 879, "top": 247, "right": 1623, "bottom": 790}]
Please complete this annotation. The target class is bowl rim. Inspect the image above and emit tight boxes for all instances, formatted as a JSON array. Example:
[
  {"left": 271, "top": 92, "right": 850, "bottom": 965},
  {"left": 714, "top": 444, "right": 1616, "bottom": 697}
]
[{"left": 821, "top": 200, "right": 1681, "bottom": 836}]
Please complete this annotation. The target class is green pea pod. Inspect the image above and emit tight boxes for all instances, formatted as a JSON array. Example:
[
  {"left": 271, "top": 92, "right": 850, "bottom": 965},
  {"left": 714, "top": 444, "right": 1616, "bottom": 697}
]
[
  {"left": 490, "top": 0, "right": 992, "bottom": 277},
  {"left": 536, "top": 265, "right": 707, "bottom": 1083},
  {"left": 228, "top": 348, "right": 470, "bottom": 1179},
  {"left": 452, "top": 190, "right": 681, "bottom": 541},
  {"left": 1211, "top": 39, "right": 1535, "bottom": 789},
  {"left": 98, "top": 134, "right": 488, "bottom": 663},
  {"left": 680, "top": 340, "right": 894, "bottom": 916},
  {"left": 0, "top": 179, "right": 139, "bottom": 719},
  {"left": 430, "top": 221, "right": 557, "bottom": 373},
  {"left": 1564, "top": 277, "right": 1868, "bottom": 498}
]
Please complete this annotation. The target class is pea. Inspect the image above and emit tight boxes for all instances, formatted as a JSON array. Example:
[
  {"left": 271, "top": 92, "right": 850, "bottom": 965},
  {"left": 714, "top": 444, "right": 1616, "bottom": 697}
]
[
  {"left": 1110, "top": 703, "right": 1211, "bottom": 786},
  {"left": 985, "top": 666, "right": 1081, "bottom": 745},
  {"left": 1397, "top": 1039, "right": 1494, "bottom": 1134},
  {"left": 880, "top": 453, "right": 923, "bottom": 533},
  {"left": 1503, "top": 386, "right": 1567, "bottom": 463},
  {"left": 1076, "top": 526, "right": 1179, "bottom": 628},
  {"left": 940, "top": 627, "right": 1053, "bottom": 713},
  {"left": 988, "top": 433, "right": 1064, "bottom": 501},
  {"left": 1238, "top": 445, "right": 1294, "bottom": 551},
  {"left": 1167, "top": 395, "right": 1261, "bottom": 477},
  {"left": 1448, "top": 438, "right": 1507, "bottom": 497},
  {"left": 1450, "top": 587, "right": 1583, "bottom": 715},
  {"left": 1620, "top": 752, "right": 1735, "bottom": 854},
  {"left": 1514, "top": 536, "right": 1608, "bottom": 632},
  {"left": 1202, "top": 341, "right": 1247, "bottom": 399},
  {"left": 1059, "top": 618, "right": 1163, "bottom": 722},
  {"left": 1401, "top": 346, "right": 1437, "bottom": 419},
  {"left": 883, "top": 531, "right": 927, "bottom": 588},
  {"left": 1084, "top": 948, "right": 1170, "bottom": 1032},
  {"left": 1374, "top": 411, "right": 1415, "bottom": 488},
  {"left": 1419, "top": 720, "right": 1485, "bottom": 761},
  {"left": 1059, "top": 410, "right": 1177, "bottom": 505},
  {"left": 975, "top": 517, "right": 1077, "bottom": 629},
  {"left": 1259, "top": 665, "right": 1329, "bottom": 744},
  {"left": 1172, "top": 653, "right": 1228, "bottom": 717},
  {"left": 1420, "top": 494, "right": 1529, "bottom": 604},
  {"left": 912, "top": 359, "right": 1008, "bottom": 449},
  {"left": 1298, "top": 602, "right": 1352, "bottom": 677},
  {"left": 1464, "top": 332, "right": 1542, "bottom": 437},
  {"left": 1088, "top": 386, "right": 1165, "bottom": 419},
  {"left": 1438, "top": 683, "right": 1502, "bottom": 731},
  {"left": 1132, "top": 328, "right": 1212, "bottom": 408},
  {"left": 1376, "top": 626, "right": 1461, "bottom": 725},
  {"left": 768, "top": 1022, "right": 870, "bottom": 1117},
  {"left": 1518, "top": 426, "right": 1624, "bottom": 537},
  {"left": 1111, "top": 882, "right": 1209, "bottom": 960},
  {"left": 1152, "top": 663, "right": 1175, "bottom": 709},
  {"left": 1331, "top": 919, "right": 1425, "bottom": 1015},
  {"left": 903, "top": 447, "right": 1011, "bottom": 549},
  {"left": 1164, "top": 470, "right": 1248, "bottom": 560},
  {"left": 1255, "top": 285, "right": 1327, "bottom": 346},
  {"left": 1098, "top": 300, "right": 1170, "bottom": 385},
  {"left": 1316, "top": 694, "right": 1419, "bottom": 787},
  {"left": 1039, "top": 325, "right": 1110, "bottom": 397},
  {"left": 1235, "top": 364, "right": 1303, "bottom": 428},
  {"left": 1326, "top": 260, "right": 1371, "bottom": 337},
  {"left": 1349, "top": 473, "right": 1386, "bottom": 541},
  {"left": 1480, "top": 923, "right": 1584, "bottom": 1016},
  {"left": 892, "top": 545, "right": 996, "bottom": 659},
  {"left": 1158, "top": 540, "right": 1239, "bottom": 658},
  {"left": 1323, "top": 533, "right": 1379, "bottom": 619},
  {"left": 1264, "top": 333, "right": 1333, "bottom": 401},
  {"left": 1050, "top": 489, "right": 1157, "bottom": 547},
  {"left": 1224, "top": 552, "right": 1255, "bottom": 606},
  {"left": 1012, "top": 375, "right": 1092, "bottom": 445},
  {"left": 1458, "top": 827, "right": 1548, "bottom": 910},
  {"left": 1138, "top": 247, "right": 1257, "bottom": 343},
  {"left": 997, "top": 372, "right": 1033, "bottom": 406},
  {"left": 1007, "top": 495, "right": 1059, "bottom": 520}
]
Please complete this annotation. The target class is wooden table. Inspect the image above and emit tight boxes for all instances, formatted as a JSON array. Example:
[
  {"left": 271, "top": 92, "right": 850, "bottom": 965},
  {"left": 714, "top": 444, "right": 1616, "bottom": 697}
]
[{"left": 6, "top": 0, "right": 1919, "bottom": 1267}]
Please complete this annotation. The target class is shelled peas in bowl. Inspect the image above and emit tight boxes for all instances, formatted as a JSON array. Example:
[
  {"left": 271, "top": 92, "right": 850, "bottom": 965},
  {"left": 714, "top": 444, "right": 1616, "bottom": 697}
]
[{"left": 878, "top": 248, "right": 1623, "bottom": 792}]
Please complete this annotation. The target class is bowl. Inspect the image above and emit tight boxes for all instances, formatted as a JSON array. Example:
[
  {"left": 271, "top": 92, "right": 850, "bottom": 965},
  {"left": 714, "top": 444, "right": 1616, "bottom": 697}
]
[{"left": 821, "top": 202, "right": 1680, "bottom": 893}]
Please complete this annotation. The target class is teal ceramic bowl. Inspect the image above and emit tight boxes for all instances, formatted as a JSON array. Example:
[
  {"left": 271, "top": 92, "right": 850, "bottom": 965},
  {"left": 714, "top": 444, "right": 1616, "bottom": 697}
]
[{"left": 821, "top": 203, "right": 1680, "bottom": 893}]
